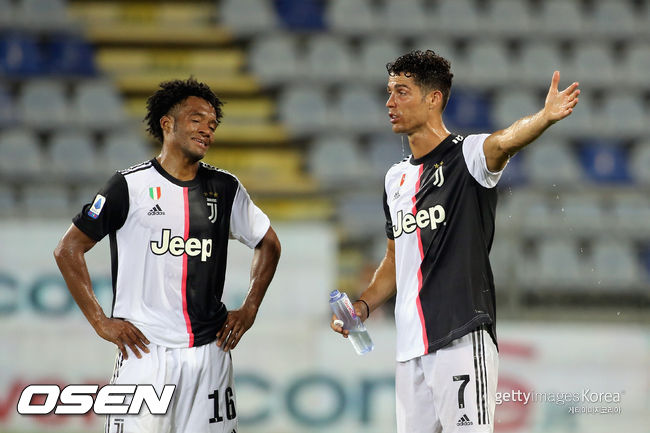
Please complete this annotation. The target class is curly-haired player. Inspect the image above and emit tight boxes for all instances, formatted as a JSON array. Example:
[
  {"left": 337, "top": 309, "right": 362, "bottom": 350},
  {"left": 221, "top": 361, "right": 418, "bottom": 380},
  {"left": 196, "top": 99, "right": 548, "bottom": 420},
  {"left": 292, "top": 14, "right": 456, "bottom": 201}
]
[
  {"left": 331, "top": 50, "right": 579, "bottom": 432},
  {"left": 55, "top": 78, "right": 281, "bottom": 433}
]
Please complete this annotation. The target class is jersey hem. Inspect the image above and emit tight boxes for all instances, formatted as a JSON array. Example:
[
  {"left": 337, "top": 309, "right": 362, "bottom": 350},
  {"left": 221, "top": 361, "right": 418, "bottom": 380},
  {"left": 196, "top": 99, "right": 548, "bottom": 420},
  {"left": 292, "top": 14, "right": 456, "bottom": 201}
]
[{"left": 396, "top": 314, "right": 494, "bottom": 362}]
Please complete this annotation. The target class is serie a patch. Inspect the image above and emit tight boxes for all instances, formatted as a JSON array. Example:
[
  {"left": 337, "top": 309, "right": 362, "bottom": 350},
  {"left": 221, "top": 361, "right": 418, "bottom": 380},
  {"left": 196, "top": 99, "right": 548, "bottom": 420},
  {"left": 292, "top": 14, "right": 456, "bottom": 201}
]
[{"left": 87, "top": 194, "right": 106, "bottom": 219}]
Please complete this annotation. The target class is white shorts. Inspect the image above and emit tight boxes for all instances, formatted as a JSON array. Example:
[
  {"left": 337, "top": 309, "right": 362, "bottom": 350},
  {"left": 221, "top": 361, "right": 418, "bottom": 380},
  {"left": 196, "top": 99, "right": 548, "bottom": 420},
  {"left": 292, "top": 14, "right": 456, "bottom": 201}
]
[
  {"left": 396, "top": 326, "right": 498, "bottom": 433},
  {"left": 106, "top": 342, "right": 237, "bottom": 433}
]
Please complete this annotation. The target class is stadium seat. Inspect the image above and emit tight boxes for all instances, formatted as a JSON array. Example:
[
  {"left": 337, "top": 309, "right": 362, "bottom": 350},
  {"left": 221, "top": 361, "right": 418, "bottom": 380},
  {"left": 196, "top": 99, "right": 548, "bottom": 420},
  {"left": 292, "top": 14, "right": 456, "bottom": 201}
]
[
  {"left": 358, "top": 38, "right": 403, "bottom": 85},
  {"left": 435, "top": 0, "right": 482, "bottom": 37},
  {"left": 248, "top": 34, "right": 303, "bottom": 85},
  {"left": 535, "top": 238, "right": 585, "bottom": 289},
  {"left": 601, "top": 93, "right": 647, "bottom": 135},
  {"left": 0, "top": 33, "right": 44, "bottom": 77},
  {"left": 308, "top": 135, "right": 368, "bottom": 187},
  {"left": 0, "top": 184, "right": 15, "bottom": 217},
  {"left": 609, "top": 191, "right": 650, "bottom": 238},
  {"left": 0, "top": 128, "right": 43, "bottom": 179},
  {"left": 410, "top": 37, "right": 458, "bottom": 64},
  {"left": 326, "top": 0, "right": 378, "bottom": 36},
  {"left": 0, "top": 0, "right": 15, "bottom": 28},
  {"left": 71, "top": 80, "right": 126, "bottom": 129},
  {"left": 628, "top": 140, "right": 650, "bottom": 185},
  {"left": 304, "top": 35, "right": 354, "bottom": 83},
  {"left": 274, "top": 0, "right": 325, "bottom": 31},
  {"left": 517, "top": 42, "right": 565, "bottom": 86},
  {"left": 21, "top": 184, "right": 72, "bottom": 218},
  {"left": 591, "top": 240, "right": 643, "bottom": 290},
  {"left": 523, "top": 137, "right": 584, "bottom": 187},
  {"left": 16, "top": 0, "right": 70, "bottom": 31},
  {"left": 19, "top": 80, "right": 71, "bottom": 129},
  {"left": 483, "top": 0, "right": 534, "bottom": 36},
  {"left": 48, "top": 131, "right": 98, "bottom": 180},
  {"left": 587, "top": 0, "right": 637, "bottom": 38},
  {"left": 557, "top": 193, "right": 604, "bottom": 236},
  {"left": 570, "top": 43, "right": 616, "bottom": 87},
  {"left": 336, "top": 85, "right": 384, "bottom": 133},
  {"left": 46, "top": 34, "right": 96, "bottom": 76},
  {"left": 519, "top": 195, "right": 555, "bottom": 236},
  {"left": 578, "top": 140, "right": 630, "bottom": 184},
  {"left": 102, "top": 130, "right": 152, "bottom": 173},
  {"left": 378, "top": 0, "right": 428, "bottom": 37},
  {"left": 368, "top": 133, "right": 406, "bottom": 177},
  {"left": 491, "top": 90, "right": 540, "bottom": 129},
  {"left": 497, "top": 152, "right": 527, "bottom": 187},
  {"left": 0, "top": 85, "right": 16, "bottom": 126},
  {"left": 489, "top": 235, "right": 518, "bottom": 293},
  {"left": 537, "top": 0, "right": 585, "bottom": 38},
  {"left": 220, "top": 0, "right": 279, "bottom": 36},
  {"left": 552, "top": 92, "right": 597, "bottom": 137},
  {"left": 278, "top": 87, "right": 331, "bottom": 135},
  {"left": 624, "top": 43, "right": 650, "bottom": 89},
  {"left": 337, "top": 192, "right": 386, "bottom": 239},
  {"left": 464, "top": 41, "right": 513, "bottom": 87},
  {"left": 443, "top": 88, "right": 492, "bottom": 132}
]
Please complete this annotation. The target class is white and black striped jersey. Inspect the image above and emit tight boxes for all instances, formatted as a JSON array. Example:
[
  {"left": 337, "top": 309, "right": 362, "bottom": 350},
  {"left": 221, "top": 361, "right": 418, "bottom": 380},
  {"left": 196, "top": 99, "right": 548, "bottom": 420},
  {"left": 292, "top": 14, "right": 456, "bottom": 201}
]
[
  {"left": 383, "top": 133, "right": 503, "bottom": 362},
  {"left": 73, "top": 158, "right": 270, "bottom": 348}
]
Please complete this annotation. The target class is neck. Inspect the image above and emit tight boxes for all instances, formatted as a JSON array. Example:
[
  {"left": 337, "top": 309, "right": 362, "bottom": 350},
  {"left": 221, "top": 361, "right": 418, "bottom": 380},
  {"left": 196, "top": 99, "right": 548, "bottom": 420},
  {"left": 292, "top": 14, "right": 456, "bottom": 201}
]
[
  {"left": 156, "top": 146, "right": 200, "bottom": 181},
  {"left": 407, "top": 117, "right": 450, "bottom": 159}
]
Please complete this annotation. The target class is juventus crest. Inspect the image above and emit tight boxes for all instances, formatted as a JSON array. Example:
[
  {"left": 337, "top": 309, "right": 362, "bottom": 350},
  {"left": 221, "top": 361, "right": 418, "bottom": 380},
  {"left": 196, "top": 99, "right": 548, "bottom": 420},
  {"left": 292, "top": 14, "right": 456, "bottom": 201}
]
[
  {"left": 206, "top": 197, "right": 217, "bottom": 223},
  {"left": 432, "top": 161, "right": 445, "bottom": 187}
]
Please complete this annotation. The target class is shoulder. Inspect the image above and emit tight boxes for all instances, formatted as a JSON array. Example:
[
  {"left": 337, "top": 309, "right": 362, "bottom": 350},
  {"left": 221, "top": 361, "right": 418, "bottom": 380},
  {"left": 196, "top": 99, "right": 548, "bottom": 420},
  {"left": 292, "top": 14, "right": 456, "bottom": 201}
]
[
  {"left": 118, "top": 159, "right": 154, "bottom": 177},
  {"left": 199, "top": 162, "right": 240, "bottom": 187}
]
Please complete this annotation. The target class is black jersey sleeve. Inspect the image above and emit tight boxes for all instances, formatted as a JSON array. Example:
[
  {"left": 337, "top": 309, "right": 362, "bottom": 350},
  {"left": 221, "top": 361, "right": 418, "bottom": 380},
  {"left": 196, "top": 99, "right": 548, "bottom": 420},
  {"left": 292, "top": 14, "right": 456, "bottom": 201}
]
[
  {"left": 383, "top": 188, "right": 394, "bottom": 240},
  {"left": 72, "top": 172, "right": 129, "bottom": 241}
]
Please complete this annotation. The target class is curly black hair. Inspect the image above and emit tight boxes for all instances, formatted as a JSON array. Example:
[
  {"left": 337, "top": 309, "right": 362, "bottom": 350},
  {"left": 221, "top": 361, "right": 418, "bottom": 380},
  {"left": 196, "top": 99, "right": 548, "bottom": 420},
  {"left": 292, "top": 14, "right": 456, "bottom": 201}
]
[
  {"left": 386, "top": 50, "right": 453, "bottom": 110},
  {"left": 144, "top": 77, "right": 224, "bottom": 143}
]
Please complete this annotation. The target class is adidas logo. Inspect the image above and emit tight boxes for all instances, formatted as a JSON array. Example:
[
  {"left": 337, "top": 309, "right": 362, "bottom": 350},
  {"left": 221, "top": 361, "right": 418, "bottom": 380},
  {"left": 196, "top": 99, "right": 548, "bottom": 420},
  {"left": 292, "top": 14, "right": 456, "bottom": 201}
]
[
  {"left": 457, "top": 414, "right": 473, "bottom": 426},
  {"left": 147, "top": 204, "right": 165, "bottom": 216}
]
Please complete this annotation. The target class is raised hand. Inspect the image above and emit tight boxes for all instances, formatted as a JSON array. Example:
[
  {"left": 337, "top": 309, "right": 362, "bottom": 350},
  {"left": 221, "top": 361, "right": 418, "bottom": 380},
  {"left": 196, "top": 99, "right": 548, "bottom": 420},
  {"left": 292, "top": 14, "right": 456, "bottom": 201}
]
[{"left": 544, "top": 71, "right": 580, "bottom": 124}]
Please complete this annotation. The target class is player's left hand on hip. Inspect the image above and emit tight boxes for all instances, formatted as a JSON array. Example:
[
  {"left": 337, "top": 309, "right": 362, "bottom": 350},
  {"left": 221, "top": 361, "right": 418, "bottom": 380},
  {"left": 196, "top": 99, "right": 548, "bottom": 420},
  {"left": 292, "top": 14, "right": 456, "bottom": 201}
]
[
  {"left": 216, "top": 308, "right": 255, "bottom": 351},
  {"left": 543, "top": 71, "right": 580, "bottom": 123}
]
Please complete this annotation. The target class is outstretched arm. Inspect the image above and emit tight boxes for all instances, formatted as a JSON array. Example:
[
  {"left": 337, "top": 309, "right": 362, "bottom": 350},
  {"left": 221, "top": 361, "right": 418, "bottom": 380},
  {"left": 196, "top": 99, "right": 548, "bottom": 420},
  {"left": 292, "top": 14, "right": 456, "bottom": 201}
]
[
  {"left": 483, "top": 71, "right": 580, "bottom": 172},
  {"left": 331, "top": 239, "right": 397, "bottom": 337},
  {"left": 54, "top": 225, "right": 150, "bottom": 359},
  {"left": 216, "top": 226, "right": 281, "bottom": 351}
]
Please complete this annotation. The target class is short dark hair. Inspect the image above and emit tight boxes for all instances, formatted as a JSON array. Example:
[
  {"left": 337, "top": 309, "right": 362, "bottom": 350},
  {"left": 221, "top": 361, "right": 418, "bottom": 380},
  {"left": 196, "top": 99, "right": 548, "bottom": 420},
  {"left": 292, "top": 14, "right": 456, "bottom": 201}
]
[
  {"left": 386, "top": 50, "right": 453, "bottom": 110},
  {"left": 145, "top": 77, "right": 224, "bottom": 143}
]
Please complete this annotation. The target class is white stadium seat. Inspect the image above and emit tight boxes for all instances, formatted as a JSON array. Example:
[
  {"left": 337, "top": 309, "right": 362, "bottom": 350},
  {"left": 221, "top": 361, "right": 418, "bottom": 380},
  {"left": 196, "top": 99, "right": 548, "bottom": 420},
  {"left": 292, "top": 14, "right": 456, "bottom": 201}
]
[
  {"left": 19, "top": 80, "right": 71, "bottom": 129},
  {"left": 0, "top": 128, "right": 43, "bottom": 179},
  {"left": 248, "top": 34, "right": 303, "bottom": 85},
  {"left": 326, "top": 0, "right": 378, "bottom": 36},
  {"left": 304, "top": 35, "right": 354, "bottom": 83}
]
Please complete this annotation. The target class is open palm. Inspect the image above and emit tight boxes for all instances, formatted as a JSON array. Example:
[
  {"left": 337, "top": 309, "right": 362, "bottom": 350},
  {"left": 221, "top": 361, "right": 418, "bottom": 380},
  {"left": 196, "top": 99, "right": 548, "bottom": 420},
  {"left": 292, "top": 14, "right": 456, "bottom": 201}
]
[{"left": 544, "top": 71, "right": 580, "bottom": 124}]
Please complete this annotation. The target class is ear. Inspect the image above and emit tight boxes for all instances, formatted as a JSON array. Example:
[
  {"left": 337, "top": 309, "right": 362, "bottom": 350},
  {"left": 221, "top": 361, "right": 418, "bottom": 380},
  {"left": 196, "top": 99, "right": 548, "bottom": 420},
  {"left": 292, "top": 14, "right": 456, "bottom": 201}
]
[
  {"left": 428, "top": 90, "right": 443, "bottom": 111},
  {"left": 160, "top": 115, "right": 174, "bottom": 137}
]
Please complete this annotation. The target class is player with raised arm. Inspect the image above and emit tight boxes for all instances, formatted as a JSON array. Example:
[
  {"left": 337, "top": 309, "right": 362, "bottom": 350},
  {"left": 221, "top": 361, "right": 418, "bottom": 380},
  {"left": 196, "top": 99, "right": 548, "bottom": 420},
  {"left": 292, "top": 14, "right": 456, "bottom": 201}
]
[
  {"left": 331, "top": 50, "right": 579, "bottom": 432},
  {"left": 54, "top": 78, "right": 281, "bottom": 433}
]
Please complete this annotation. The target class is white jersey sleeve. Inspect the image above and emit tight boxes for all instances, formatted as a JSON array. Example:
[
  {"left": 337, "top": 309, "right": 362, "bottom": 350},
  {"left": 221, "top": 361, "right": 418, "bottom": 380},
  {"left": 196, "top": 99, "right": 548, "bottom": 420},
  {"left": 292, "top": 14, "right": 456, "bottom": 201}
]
[
  {"left": 229, "top": 181, "right": 270, "bottom": 248},
  {"left": 462, "top": 133, "right": 504, "bottom": 189}
]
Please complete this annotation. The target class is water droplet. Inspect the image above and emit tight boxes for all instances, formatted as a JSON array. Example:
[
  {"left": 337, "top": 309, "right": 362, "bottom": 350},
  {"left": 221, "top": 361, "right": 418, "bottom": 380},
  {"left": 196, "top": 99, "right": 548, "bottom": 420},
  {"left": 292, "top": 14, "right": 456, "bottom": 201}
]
[
  {"left": 561, "top": 208, "right": 565, "bottom": 212},
  {"left": 617, "top": 311, "right": 621, "bottom": 316},
  {"left": 555, "top": 195, "right": 560, "bottom": 200},
  {"left": 579, "top": 248, "right": 584, "bottom": 253}
]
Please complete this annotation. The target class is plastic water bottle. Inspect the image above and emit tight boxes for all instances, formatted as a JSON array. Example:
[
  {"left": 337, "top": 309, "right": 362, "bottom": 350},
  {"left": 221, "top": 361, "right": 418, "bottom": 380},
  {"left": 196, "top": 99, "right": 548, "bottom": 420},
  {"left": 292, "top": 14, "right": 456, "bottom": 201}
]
[{"left": 329, "top": 290, "right": 374, "bottom": 355}]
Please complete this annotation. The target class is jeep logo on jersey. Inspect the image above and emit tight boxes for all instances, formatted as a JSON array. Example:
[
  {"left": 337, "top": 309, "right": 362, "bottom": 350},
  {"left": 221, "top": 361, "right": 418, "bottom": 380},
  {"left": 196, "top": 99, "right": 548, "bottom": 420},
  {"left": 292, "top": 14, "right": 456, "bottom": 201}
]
[
  {"left": 392, "top": 205, "right": 446, "bottom": 238},
  {"left": 150, "top": 229, "right": 212, "bottom": 262},
  {"left": 432, "top": 162, "right": 444, "bottom": 187}
]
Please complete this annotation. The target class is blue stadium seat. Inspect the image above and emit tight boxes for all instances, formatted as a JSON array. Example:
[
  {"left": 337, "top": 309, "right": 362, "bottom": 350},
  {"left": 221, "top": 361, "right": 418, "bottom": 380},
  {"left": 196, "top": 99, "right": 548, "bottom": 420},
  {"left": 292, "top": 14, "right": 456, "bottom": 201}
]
[
  {"left": 443, "top": 88, "right": 492, "bottom": 133},
  {"left": 578, "top": 140, "right": 630, "bottom": 184},
  {"left": 46, "top": 35, "right": 96, "bottom": 76},
  {"left": 274, "top": 0, "right": 325, "bottom": 31},
  {"left": 497, "top": 152, "right": 527, "bottom": 188},
  {"left": 0, "top": 33, "right": 44, "bottom": 77}
]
